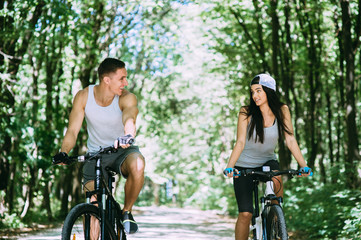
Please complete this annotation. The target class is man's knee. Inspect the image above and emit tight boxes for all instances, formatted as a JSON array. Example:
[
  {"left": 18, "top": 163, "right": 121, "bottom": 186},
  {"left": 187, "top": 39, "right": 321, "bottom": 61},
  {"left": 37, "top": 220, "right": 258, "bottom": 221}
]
[{"left": 121, "top": 153, "right": 145, "bottom": 177}]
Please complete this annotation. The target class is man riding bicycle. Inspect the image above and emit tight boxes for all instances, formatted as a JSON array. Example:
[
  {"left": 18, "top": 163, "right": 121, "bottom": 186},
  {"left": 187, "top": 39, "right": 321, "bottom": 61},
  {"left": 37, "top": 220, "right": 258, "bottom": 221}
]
[{"left": 53, "top": 58, "right": 145, "bottom": 235}]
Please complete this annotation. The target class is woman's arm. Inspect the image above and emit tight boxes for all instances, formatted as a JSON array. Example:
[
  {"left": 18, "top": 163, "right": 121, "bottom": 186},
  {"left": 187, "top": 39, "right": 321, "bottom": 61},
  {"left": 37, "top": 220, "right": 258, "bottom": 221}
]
[
  {"left": 226, "top": 107, "right": 249, "bottom": 169},
  {"left": 282, "top": 105, "right": 308, "bottom": 168}
]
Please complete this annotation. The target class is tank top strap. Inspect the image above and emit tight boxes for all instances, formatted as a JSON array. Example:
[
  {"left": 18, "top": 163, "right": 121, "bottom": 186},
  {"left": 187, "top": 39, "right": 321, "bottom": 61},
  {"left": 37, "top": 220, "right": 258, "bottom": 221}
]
[
  {"left": 111, "top": 93, "right": 120, "bottom": 109},
  {"left": 87, "top": 85, "right": 96, "bottom": 105}
]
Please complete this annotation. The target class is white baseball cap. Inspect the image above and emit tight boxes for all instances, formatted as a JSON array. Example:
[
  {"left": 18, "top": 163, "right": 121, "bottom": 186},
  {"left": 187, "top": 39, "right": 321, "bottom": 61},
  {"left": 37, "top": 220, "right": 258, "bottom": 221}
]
[{"left": 252, "top": 73, "right": 276, "bottom": 91}]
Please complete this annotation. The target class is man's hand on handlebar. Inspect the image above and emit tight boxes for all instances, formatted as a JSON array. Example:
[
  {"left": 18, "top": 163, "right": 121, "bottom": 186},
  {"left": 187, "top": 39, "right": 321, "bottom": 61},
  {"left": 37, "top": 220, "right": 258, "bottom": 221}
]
[
  {"left": 114, "top": 134, "right": 135, "bottom": 149},
  {"left": 52, "top": 152, "right": 70, "bottom": 165}
]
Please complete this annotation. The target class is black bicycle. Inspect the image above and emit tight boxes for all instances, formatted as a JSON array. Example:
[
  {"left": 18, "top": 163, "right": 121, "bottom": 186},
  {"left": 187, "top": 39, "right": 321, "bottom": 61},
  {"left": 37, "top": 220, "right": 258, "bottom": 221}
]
[
  {"left": 230, "top": 167, "right": 312, "bottom": 240},
  {"left": 56, "top": 146, "right": 129, "bottom": 240}
]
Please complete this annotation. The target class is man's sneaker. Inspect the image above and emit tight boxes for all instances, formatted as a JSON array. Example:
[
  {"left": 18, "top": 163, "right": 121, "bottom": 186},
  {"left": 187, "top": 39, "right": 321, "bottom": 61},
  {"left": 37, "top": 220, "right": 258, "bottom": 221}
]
[{"left": 122, "top": 211, "right": 138, "bottom": 234}]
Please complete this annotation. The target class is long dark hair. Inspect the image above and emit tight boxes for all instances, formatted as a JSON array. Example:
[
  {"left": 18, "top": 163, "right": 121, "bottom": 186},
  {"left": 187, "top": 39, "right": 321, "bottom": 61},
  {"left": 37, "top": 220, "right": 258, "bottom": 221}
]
[{"left": 241, "top": 84, "right": 293, "bottom": 143}]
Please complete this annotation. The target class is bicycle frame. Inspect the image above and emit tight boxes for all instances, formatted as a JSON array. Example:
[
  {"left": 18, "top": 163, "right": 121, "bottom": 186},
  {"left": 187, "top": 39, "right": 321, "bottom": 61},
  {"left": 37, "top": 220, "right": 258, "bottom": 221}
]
[
  {"left": 57, "top": 144, "right": 135, "bottom": 240},
  {"left": 250, "top": 175, "right": 283, "bottom": 240},
  {"left": 84, "top": 152, "right": 124, "bottom": 240},
  {"left": 229, "top": 167, "right": 311, "bottom": 240}
]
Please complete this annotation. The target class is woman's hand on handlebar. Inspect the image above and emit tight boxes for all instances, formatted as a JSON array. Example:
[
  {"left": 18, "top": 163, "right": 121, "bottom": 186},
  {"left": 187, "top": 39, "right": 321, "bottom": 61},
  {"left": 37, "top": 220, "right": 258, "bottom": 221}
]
[
  {"left": 223, "top": 167, "right": 240, "bottom": 178},
  {"left": 298, "top": 167, "right": 313, "bottom": 177},
  {"left": 114, "top": 134, "right": 135, "bottom": 149}
]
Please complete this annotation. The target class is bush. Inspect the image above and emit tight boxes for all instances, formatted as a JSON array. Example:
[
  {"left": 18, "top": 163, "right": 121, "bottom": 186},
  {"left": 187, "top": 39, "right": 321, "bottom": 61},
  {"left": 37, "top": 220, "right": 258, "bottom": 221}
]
[
  {"left": 0, "top": 213, "right": 25, "bottom": 229},
  {"left": 283, "top": 177, "right": 361, "bottom": 239}
]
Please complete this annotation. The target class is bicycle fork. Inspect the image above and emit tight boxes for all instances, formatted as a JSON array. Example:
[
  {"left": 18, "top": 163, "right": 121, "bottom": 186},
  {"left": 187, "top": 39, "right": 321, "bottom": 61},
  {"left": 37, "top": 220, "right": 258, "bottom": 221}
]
[
  {"left": 251, "top": 180, "right": 275, "bottom": 240},
  {"left": 84, "top": 157, "right": 108, "bottom": 240},
  {"left": 250, "top": 180, "right": 263, "bottom": 240}
]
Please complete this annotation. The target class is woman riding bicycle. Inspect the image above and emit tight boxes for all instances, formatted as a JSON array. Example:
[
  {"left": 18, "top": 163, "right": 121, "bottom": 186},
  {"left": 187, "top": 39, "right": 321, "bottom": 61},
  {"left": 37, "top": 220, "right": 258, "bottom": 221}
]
[{"left": 224, "top": 73, "right": 311, "bottom": 240}]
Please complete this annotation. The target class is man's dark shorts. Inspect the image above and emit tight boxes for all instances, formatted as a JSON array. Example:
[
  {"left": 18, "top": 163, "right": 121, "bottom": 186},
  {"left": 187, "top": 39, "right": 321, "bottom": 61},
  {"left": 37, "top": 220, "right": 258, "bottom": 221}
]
[
  {"left": 233, "top": 160, "right": 280, "bottom": 213},
  {"left": 82, "top": 145, "right": 143, "bottom": 188}
]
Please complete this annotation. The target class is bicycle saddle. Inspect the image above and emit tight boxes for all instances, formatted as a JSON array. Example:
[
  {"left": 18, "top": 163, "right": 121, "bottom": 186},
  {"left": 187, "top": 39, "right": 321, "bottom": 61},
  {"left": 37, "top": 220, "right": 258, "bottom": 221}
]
[{"left": 105, "top": 166, "right": 117, "bottom": 176}]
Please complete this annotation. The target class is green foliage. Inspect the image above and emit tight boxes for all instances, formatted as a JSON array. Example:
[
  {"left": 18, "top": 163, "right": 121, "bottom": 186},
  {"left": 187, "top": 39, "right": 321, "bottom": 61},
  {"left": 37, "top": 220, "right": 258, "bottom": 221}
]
[
  {"left": 341, "top": 203, "right": 361, "bottom": 239},
  {"left": 283, "top": 177, "right": 361, "bottom": 239},
  {"left": 184, "top": 174, "right": 238, "bottom": 215},
  {"left": 0, "top": 0, "right": 360, "bottom": 237},
  {"left": 0, "top": 213, "right": 25, "bottom": 229}
]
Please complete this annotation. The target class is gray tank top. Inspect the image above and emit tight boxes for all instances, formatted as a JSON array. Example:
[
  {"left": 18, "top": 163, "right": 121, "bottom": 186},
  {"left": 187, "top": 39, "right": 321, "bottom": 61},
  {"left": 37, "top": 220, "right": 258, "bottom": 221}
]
[
  {"left": 235, "top": 119, "right": 279, "bottom": 168},
  {"left": 85, "top": 85, "right": 124, "bottom": 152}
]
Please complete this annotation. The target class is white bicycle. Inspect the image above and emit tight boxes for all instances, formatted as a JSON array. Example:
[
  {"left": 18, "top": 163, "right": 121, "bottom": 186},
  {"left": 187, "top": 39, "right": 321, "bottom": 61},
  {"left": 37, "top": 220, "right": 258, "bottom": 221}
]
[{"left": 230, "top": 166, "right": 312, "bottom": 240}]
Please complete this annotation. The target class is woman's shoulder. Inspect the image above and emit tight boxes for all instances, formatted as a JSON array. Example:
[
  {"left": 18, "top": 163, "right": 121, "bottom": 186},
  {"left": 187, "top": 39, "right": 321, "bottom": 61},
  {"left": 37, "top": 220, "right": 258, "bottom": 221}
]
[
  {"left": 280, "top": 104, "right": 291, "bottom": 116},
  {"left": 281, "top": 104, "right": 289, "bottom": 111},
  {"left": 239, "top": 106, "right": 251, "bottom": 124},
  {"left": 239, "top": 106, "right": 249, "bottom": 114}
]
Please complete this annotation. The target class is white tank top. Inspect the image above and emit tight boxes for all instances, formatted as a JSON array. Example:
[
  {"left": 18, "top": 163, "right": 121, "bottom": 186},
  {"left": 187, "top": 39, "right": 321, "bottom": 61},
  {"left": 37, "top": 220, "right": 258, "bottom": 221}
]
[
  {"left": 235, "top": 119, "right": 279, "bottom": 168},
  {"left": 85, "top": 85, "right": 124, "bottom": 152}
]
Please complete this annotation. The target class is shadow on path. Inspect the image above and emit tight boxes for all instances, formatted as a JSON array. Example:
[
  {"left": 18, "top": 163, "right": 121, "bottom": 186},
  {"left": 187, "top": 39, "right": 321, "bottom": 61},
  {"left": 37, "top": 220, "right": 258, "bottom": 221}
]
[
  {"left": 0, "top": 206, "right": 235, "bottom": 240},
  {"left": 128, "top": 206, "right": 235, "bottom": 240}
]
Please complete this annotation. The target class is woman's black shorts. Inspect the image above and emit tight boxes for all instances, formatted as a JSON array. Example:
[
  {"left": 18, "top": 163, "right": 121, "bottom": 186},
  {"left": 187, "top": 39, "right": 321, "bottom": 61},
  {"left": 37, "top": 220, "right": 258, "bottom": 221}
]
[{"left": 233, "top": 160, "right": 280, "bottom": 213}]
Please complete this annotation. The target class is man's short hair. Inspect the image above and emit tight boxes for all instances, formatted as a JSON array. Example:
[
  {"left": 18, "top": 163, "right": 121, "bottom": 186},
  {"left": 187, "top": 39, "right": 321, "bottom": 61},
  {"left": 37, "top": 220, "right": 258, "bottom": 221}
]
[{"left": 98, "top": 58, "right": 125, "bottom": 81}]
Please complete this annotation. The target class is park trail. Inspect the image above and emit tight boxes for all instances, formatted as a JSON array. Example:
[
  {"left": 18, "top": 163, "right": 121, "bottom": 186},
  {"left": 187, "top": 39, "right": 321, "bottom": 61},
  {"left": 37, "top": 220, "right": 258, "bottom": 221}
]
[{"left": 0, "top": 206, "right": 235, "bottom": 240}]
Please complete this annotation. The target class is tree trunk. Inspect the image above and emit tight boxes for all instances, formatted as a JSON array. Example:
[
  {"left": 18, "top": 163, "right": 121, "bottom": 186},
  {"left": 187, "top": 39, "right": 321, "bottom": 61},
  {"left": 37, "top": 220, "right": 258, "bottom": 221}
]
[
  {"left": 341, "top": 0, "right": 361, "bottom": 189},
  {"left": 282, "top": 0, "right": 293, "bottom": 106},
  {"left": 252, "top": 0, "right": 267, "bottom": 72},
  {"left": 0, "top": 135, "right": 10, "bottom": 191},
  {"left": 326, "top": 92, "right": 334, "bottom": 169},
  {"left": 20, "top": 165, "right": 36, "bottom": 218},
  {"left": 270, "top": 0, "right": 291, "bottom": 169},
  {"left": 334, "top": 10, "right": 346, "bottom": 180},
  {"left": 42, "top": 179, "right": 53, "bottom": 221},
  {"left": 60, "top": 168, "right": 73, "bottom": 217},
  {"left": 295, "top": 0, "right": 322, "bottom": 169},
  {"left": 319, "top": 153, "right": 326, "bottom": 184},
  {"left": 7, "top": 161, "right": 16, "bottom": 213}
]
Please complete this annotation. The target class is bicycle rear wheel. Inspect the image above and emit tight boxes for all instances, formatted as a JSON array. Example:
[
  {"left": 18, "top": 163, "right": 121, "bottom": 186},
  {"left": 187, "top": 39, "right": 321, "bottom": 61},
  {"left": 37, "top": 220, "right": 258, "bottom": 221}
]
[
  {"left": 266, "top": 205, "right": 288, "bottom": 240},
  {"left": 62, "top": 203, "right": 117, "bottom": 240}
]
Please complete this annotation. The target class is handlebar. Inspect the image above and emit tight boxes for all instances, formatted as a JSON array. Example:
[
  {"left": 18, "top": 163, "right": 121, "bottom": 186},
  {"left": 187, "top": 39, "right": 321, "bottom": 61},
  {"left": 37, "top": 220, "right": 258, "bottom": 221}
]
[
  {"left": 66, "top": 145, "right": 118, "bottom": 164},
  {"left": 224, "top": 167, "right": 313, "bottom": 180},
  {"left": 53, "top": 135, "right": 135, "bottom": 165}
]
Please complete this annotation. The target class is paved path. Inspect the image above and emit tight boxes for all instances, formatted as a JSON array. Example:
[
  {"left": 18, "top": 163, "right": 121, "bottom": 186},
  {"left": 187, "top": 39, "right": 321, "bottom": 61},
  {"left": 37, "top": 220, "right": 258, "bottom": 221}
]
[{"left": 1, "top": 206, "right": 235, "bottom": 240}]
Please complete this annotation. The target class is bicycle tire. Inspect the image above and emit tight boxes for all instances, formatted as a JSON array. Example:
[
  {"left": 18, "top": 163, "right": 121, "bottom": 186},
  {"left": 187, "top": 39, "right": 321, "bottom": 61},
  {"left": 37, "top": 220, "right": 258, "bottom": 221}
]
[
  {"left": 266, "top": 205, "right": 288, "bottom": 240},
  {"left": 62, "top": 203, "right": 118, "bottom": 240}
]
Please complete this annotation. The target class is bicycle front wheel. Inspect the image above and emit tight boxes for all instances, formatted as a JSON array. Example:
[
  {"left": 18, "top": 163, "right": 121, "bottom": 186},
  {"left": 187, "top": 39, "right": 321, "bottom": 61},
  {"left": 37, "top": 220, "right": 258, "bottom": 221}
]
[
  {"left": 266, "top": 205, "right": 288, "bottom": 240},
  {"left": 62, "top": 203, "right": 117, "bottom": 240}
]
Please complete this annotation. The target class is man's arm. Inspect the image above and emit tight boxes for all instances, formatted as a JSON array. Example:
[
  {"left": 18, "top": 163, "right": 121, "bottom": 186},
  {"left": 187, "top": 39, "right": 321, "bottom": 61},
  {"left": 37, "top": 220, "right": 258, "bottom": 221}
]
[
  {"left": 60, "top": 89, "right": 87, "bottom": 154},
  {"left": 120, "top": 92, "right": 139, "bottom": 137}
]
